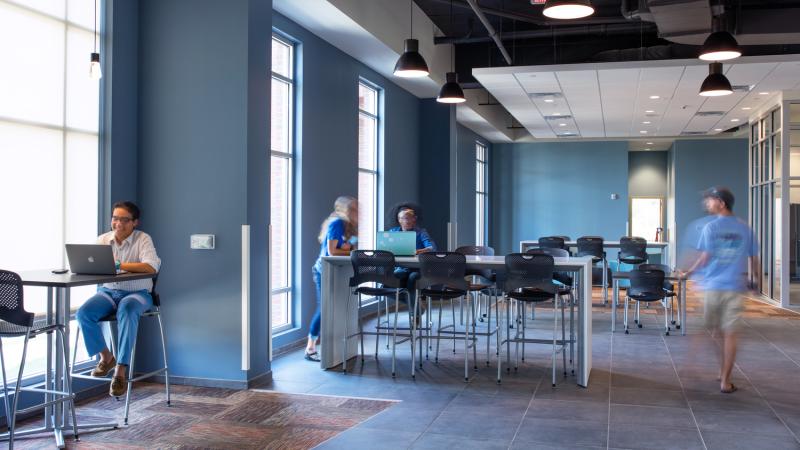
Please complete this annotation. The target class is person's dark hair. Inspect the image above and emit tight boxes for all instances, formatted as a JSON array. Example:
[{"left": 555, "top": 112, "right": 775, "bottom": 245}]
[
  {"left": 703, "top": 186, "right": 734, "bottom": 211},
  {"left": 388, "top": 202, "right": 423, "bottom": 228},
  {"left": 112, "top": 201, "right": 141, "bottom": 221}
]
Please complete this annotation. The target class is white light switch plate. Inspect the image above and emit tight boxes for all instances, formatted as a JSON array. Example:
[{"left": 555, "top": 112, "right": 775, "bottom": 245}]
[{"left": 191, "top": 234, "right": 215, "bottom": 250}]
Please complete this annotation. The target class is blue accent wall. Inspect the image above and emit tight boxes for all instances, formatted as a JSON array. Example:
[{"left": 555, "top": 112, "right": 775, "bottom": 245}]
[
  {"left": 673, "top": 139, "right": 749, "bottom": 252},
  {"left": 455, "top": 124, "right": 490, "bottom": 247},
  {"left": 416, "top": 99, "right": 452, "bottom": 250},
  {"left": 270, "top": 13, "right": 424, "bottom": 348},
  {"left": 135, "top": 0, "right": 271, "bottom": 382},
  {"left": 490, "top": 141, "right": 630, "bottom": 254}
]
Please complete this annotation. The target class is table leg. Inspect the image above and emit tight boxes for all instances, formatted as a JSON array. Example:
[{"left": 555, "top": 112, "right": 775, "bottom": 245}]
[
  {"left": 602, "top": 259, "right": 608, "bottom": 305},
  {"left": 45, "top": 287, "right": 53, "bottom": 430},
  {"left": 612, "top": 278, "right": 619, "bottom": 333},
  {"left": 680, "top": 279, "right": 687, "bottom": 336}
]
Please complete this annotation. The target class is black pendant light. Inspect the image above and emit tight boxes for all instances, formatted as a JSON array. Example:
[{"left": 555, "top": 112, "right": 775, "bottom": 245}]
[
  {"left": 394, "top": 0, "right": 429, "bottom": 78},
  {"left": 542, "top": 0, "right": 594, "bottom": 19},
  {"left": 699, "top": 62, "right": 732, "bottom": 97},
  {"left": 438, "top": 72, "right": 466, "bottom": 103},
  {"left": 89, "top": 0, "right": 102, "bottom": 80},
  {"left": 437, "top": 1, "right": 465, "bottom": 103},
  {"left": 699, "top": 15, "right": 741, "bottom": 61}
]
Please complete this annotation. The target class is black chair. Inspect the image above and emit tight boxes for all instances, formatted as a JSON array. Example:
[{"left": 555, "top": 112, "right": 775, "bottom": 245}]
[
  {"left": 416, "top": 252, "right": 471, "bottom": 381},
  {"left": 0, "top": 270, "right": 78, "bottom": 448},
  {"left": 455, "top": 246, "right": 499, "bottom": 366},
  {"left": 345, "top": 250, "right": 409, "bottom": 377},
  {"left": 624, "top": 269, "right": 673, "bottom": 335},
  {"left": 71, "top": 274, "right": 170, "bottom": 426},
  {"left": 498, "top": 254, "right": 568, "bottom": 386},
  {"left": 539, "top": 236, "right": 567, "bottom": 251},
  {"left": 618, "top": 236, "right": 648, "bottom": 267},
  {"left": 577, "top": 236, "right": 609, "bottom": 303},
  {"left": 640, "top": 263, "right": 679, "bottom": 330}
]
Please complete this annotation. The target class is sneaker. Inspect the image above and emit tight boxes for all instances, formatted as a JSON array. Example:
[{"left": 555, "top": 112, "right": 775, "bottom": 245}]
[
  {"left": 91, "top": 357, "right": 116, "bottom": 377},
  {"left": 109, "top": 375, "right": 127, "bottom": 397}
]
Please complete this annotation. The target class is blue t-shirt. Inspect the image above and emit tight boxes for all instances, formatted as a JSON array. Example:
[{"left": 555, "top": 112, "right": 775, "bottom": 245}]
[
  {"left": 697, "top": 215, "right": 757, "bottom": 292},
  {"left": 388, "top": 226, "right": 437, "bottom": 251},
  {"left": 315, "top": 218, "right": 348, "bottom": 269}
]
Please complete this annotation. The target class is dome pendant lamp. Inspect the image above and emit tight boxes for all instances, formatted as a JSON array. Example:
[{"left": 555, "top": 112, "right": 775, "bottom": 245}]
[
  {"left": 699, "top": 62, "right": 733, "bottom": 97},
  {"left": 699, "top": 16, "right": 741, "bottom": 61},
  {"left": 394, "top": 0, "right": 429, "bottom": 78},
  {"left": 542, "top": 0, "right": 595, "bottom": 20},
  {"left": 437, "top": 72, "right": 466, "bottom": 103}
]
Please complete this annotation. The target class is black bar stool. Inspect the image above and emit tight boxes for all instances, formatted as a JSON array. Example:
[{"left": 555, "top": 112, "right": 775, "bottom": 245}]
[
  {"left": 0, "top": 270, "right": 79, "bottom": 448},
  {"left": 624, "top": 269, "right": 674, "bottom": 336},
  {"left": 577, "top": 236, "right": 609, "bottom": 304}
]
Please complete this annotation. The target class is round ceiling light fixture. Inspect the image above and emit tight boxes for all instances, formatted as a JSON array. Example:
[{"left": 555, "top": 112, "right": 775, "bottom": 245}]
[
  {"left": 394, "top": 38, "right": 429, "bottom": 78},
  {"left": 541, "top": 0, "right": 594, "bottom": 20},
  {"left": 699, "top": 62, "right": 733, "bottom": 97}
]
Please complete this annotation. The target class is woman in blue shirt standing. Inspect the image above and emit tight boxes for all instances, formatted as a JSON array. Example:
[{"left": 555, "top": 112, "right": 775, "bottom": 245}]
[
  {"left": 305, "top": 196, "right": 358, "bottom": 361},
  {"left": 388, "top": 202, "right": 436, "bottom": 322}
]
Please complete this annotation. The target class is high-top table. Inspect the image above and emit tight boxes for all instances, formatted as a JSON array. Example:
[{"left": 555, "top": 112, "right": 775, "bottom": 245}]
[
  {"left": 320, "top": 255, "right": 594, "bottom": 387},
  {"left": 6, "top": 271, "right": 156, "bottom": 448}
]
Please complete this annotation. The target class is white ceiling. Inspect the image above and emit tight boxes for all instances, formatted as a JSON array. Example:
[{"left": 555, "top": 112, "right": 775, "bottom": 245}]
[{"left": 473, "top": 55, "right": 800, "bottom": 139}]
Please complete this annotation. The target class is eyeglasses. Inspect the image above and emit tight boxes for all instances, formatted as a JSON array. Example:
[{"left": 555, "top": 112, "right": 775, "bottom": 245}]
[{"left": 111, "top": 216, "right": 134, "bottom": 224}]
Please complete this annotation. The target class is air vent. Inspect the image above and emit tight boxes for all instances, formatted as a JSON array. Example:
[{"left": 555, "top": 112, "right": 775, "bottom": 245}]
[
  {"left": 528, "top": 92, "right": 563, "bottom": 98},
  {"left": 544, "top": 115, "right": 573, "bottom": 121},
  {"left": 695, "top": 111, "right": 725, "bottom": 117},
  {"left": 680, "top": 131, "right": 707, "bottom": 136},
  {"left": 557, "top": 132, "right": 578, "bottom": 137},
  {"left": 731, "top": 85, "right": 753, "bottom": 93}
]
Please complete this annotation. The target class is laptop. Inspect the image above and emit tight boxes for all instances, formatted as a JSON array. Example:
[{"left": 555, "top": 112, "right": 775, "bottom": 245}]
[
  {"left": 65, "top": 244, "right": 123, "bottom": 275},
  {"left": 376, "top": 231, "right": 417, "bottom": 256}
]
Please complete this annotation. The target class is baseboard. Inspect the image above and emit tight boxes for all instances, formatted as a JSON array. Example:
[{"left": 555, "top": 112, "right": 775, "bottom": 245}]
[{"left": 144, "top": 370, "right": 273, "bottom": 390}]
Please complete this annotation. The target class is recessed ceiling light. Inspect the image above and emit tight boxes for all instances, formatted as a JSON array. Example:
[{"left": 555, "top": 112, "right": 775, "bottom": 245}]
[
  {"left": 645, "top": 148, "right": 652, "bottom": 151},
  {"left": 645, "top": 110, "right": 655, "bottom": 113},
  {"left": 552, "top": 112, "right": 562, "bottom": 116},
  {"left": 544, "top": 99, "right": 555, "bottom": 103},
  {"left": 649, "top": 95, "right": 660, "bottom": 100},
  {"left": 759, "top": 92, "right": 769, "bottom": 95},
  {"left": 640, "top": 130, "right": 648, "bottom": 134},
  {"left": 559, "top": 123, "right": 567, "bottom": 127},
  {"left": 731, "top": 118, "right": 740, "bottom": 122},
  {"left": 715, "top": 128, "right": 723, "bottom": 131},
  {"left": 741, "top": 107, "right": 752, "bottom": 110},
  {"left": 646, "top": 142, "right": 653, "bottom": 145},
  {"left": 642, "top": 121, "right": 651, "bottom": 124}
]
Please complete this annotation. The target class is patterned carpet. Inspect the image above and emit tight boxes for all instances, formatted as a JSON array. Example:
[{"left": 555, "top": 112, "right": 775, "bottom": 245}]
[{"left": 13, "top": 382, "right": 396, "bottom": 449}]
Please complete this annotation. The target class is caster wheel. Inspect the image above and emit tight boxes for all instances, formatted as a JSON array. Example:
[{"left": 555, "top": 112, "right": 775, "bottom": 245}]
[
  {"left": 506, "top": 368, "right": 511, "bottom": 373},
  {"left": 676, "top": 325, "right": 681, "bottom": 329},
  {"left": 496, "top": 380, "right": 501, "bottom": 385},
  {"left": 665, "top": 332, "right": 670, "bottom": 336},
  {"left": 479, "top": 318, "right": 484, "bottom": 322},
  {"left": 392, "top": 372, "right": 396, "bottom": 378},
  {"left": 624, "top": 330, "right": 629, "bottom": 334},
  {"left": 671, "top": 320, "right": 676, "bottom": 325},
  {"left": 637, "top": 324, "right": 643, "bottom": 329}
]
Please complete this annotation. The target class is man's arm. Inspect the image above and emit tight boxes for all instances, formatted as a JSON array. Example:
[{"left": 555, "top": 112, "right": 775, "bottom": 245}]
[
  {"left": 684, "top": 251, "right": 709, "bottom": 277},
  {"left": 123, "top": 233, "right": 160, "bottom": 273}
]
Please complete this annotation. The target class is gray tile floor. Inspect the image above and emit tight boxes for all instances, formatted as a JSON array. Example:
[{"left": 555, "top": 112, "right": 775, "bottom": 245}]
[{"left": 264, "top": 291, "right": 800, "bottom": 449}]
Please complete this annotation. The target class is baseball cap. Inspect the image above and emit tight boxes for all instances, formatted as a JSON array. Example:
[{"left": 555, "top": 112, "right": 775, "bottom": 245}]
[{"left": 703, "top": 186, "right": 735, "bottom": 210}]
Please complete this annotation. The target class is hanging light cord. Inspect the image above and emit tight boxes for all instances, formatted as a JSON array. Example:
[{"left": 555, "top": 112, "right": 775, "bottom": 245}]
[{"left": 93, "top": 0, "right": 98, "bottom": 52}]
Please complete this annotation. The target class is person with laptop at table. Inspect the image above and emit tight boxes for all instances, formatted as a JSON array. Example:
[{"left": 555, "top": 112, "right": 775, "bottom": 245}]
[
  {"left": 75, "top": 201, "right": 161, "bottom": 397},
  {"left": 388, "top": 203, "right": 436, "bottom": 322}
]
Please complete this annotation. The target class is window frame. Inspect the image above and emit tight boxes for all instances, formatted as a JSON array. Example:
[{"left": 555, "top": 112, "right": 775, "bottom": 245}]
[
  {"left": 475, "top": 141, "right": 488, "bottom": 246},
  {"left": 269, "top": 32, "right": 295, "bottom": 334},
  {"left": 357, "top": 79, "right": 381, "bottom": 252}
]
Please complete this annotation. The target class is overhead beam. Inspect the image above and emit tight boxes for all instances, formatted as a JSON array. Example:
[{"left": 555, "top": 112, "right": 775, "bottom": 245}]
[{"left": 465, "top": 0, "right": 512, "bottom": 65}]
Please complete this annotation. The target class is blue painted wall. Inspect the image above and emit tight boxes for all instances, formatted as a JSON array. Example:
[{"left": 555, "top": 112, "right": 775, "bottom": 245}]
[
  {"left": 135, "top": 0, "right": 271, "bottom": 383},
  {"left": 271, "top": 13, "right": 424, "bottom": 348},
  {"left": 417, "top": 99, "right": 453, "bottom": 250},
  {"left": 455, "top": 124, "right": 491, "bottom": 247},
  {"left": 673, "top": 138, "right": 749, "bottom": 251},
  {"left": 490, "top": 141, "right": 630, "bottom": 254}
]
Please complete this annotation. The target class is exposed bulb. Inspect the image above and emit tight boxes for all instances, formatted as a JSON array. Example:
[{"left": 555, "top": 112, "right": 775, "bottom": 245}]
[{"left": 90, "top": 52, "right": 102, "bottom": 80}]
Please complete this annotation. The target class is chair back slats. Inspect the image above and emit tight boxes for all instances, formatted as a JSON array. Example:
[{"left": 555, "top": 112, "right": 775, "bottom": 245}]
[
  {"left": 619, "top": 236, "right": 648, "bottom": 264},
  {"left": 538, "top": 236, "right": 566, "bottom": 250},
  {"left": 576, "top": 236, "right": 604, "bottom": 261},
  {"left": 503, "top": 253, "right": 557, "bottom": 295},
  {"left": 639, "top": 264, "right": 674, "bottom": 292},
  {"left": 416, "top": 252, "right": 468, "bottom": 292},
  {"left": 628, "top": 269, "right": 666, "bottom": 301},
  {"left": 527, "top": 248, "right": 569, "bottom": 258},
  {"left": 0, "top": 270, "right": 34, "bottom": 328},
  {"left": 350, "top": 250, "right": 401, "bottom": 289}
]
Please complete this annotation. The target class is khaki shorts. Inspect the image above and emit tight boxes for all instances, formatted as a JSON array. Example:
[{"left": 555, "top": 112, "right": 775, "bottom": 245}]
[{"left": 704, "top": 291, "right": 744, "bottom": 332}]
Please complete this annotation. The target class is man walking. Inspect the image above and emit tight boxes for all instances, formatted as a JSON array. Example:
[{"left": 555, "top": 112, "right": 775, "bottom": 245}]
[{"left": 686, "top": 187, "right": 759, "bottom": 393}]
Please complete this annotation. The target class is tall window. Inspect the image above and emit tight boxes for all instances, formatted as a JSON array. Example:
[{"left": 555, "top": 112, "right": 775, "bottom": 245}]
[
  {"left": 358, "top": 81, "right": 380, "bottom": 250},
  {"left": 476, "top": 142, "right": 488, "bottom": 245},
  {"left": 270, "top": 34, "right": 294, "bottom": 332},
  {"left": 0, "top": 0, "right": 101, "bottom": 377}
]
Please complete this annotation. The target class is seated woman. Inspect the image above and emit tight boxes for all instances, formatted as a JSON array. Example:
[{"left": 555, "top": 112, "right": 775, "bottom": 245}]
[{"left": 387, "top": 202, "right": 436, "bottom": 320}]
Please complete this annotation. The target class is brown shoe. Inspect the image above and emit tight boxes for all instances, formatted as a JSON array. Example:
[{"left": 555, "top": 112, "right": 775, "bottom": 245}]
[
  {"left": 91, "top": 357, "right": 116, "bottom": 377},
  {"left": 110, "top": 375, "right": 127, "bottom": 397}
]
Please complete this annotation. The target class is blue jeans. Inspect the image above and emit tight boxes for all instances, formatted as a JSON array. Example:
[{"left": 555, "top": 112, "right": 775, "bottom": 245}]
[
  {"left": 76, "top": 287, "right": 153, "bottom": 365},
  {"left": 309, "top": 266, "right": 322, "bottom": 339},
  {"left": 394, "top": 268, "right": 421, "bottom": 317}
]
